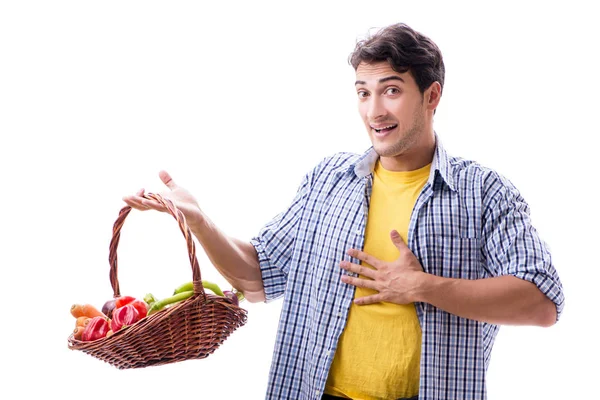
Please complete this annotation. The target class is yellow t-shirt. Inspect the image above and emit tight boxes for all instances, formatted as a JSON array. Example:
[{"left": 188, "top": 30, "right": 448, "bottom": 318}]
[{"left": 324, "top": 160, "right": 431, "bottom": 400}]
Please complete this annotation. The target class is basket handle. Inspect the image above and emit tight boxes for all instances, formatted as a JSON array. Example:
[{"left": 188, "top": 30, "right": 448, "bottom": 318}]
[{"left": 108, "top": 193, "right": 206, "bottom": 301}]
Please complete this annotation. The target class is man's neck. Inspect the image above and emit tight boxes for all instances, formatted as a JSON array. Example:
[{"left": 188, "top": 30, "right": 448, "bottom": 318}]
[{"left": 379, "top": 133, "right": 436, "bottom": 172}]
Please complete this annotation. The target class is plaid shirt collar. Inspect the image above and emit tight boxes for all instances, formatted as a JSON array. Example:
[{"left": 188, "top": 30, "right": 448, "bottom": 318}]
[{"left": 341, "top": 133, "right": 457, "bottom": 192}]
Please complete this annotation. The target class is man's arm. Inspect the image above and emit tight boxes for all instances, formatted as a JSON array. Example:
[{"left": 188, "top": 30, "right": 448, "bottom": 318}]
[
  {"left": 341, "top": 231, "right": 560, "bottom": 327},
  {"left": 416, "top": 274, "right": 557, "bottom": 327},
  {"left": 122, "top": 171, "right": 266, "bottom": 303},
  {"left": 476, "top": 171, "right": 564, "bottom": 325},
  {"left": 124, "top": 165, "right": 317, "bottom": 304},
  {"left": 188, "top": 214, "right": 266, "bottom": 303}
]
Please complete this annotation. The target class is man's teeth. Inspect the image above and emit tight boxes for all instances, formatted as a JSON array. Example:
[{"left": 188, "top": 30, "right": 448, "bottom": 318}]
[{"left": 374, "top": 124, "right": 397, "bottom": 132}]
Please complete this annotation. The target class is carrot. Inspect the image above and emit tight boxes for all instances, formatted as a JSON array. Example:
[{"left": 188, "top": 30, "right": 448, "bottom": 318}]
[
  {"left": 71, "top": 304, "right": 106, "bottom": 319},
  {"left": 73, "top": 326, "right": 85, "bottom": 340},
  {"left": 76, "top": 316, "right": 91, "bottom": 328}
]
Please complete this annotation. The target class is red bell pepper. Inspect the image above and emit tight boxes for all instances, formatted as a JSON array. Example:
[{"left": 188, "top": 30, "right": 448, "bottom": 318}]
[
  {"left": 111, "top": 304, "right": 141, "bottom": 332},
  {"left": 82, "top": 316, "right": 110, "bottom": 341},
  {"left": 115, "top": 295, "right": 136, "bottom": 309},
  {"left": 129, "top": 300, "right": 148, "bottom": 318},
  {"left": 115, "top": 296, "right": 148, "bottom": 319}
]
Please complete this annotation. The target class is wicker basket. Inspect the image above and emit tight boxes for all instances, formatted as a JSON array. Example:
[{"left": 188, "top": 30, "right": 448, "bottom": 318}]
[{"left": 67, "top": 193, "right": 248, "bottom": 369}]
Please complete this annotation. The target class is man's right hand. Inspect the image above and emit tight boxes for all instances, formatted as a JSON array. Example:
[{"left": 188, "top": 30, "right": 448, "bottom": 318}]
[{"left": 122, "top": 170, "right": 204, "bottom": 227}]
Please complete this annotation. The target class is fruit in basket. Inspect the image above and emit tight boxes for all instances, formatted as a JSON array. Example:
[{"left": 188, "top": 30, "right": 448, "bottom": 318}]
[
  {"left": 111, "top": 304, "right": 142, "bottom": 332},
  {"left": 71, "top": 304, "right": 106, "bottom": 319},
  {"left": 101, "top": 299, "right": 117, "bottom": 319},
  {"left": 147, "top": 290, "right": 194, "bottom": 316},
  {"left": 82, "top": 316, "right": 110, "bottom": 341}
]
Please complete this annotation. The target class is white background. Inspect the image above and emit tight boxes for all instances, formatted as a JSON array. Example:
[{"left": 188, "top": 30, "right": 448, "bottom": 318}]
[{"left": 1, "top": 1, "right": 598, "bottom": 399}]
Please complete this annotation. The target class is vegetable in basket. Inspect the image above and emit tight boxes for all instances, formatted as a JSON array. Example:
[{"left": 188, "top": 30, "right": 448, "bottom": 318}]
[
  {"left": 82, "top": 316, "right": 110, "bottom": 341},
  {"left": 101, "top": 299, "right": 116, "bottom": 319},
  {"left": 223, "top": 290, "right": 245, "bottom": 306},
  {"left": 115, "top": 296, "right": 149, "bottom": 317},
  {"left": 101, "top": 296, "right": 148, "bottom": 320},
  {"left": 73, "top": 326, "right": 85, "bottom": 340},
  {"left": 173, "top": 280, "right": 224, "bottom": 296},
  {"left": 111, "top": 304, "right": 142, "bottom": 332},
  {"left": 143, "top": 293, "right": 157, "bottom": 307},
  {"left": 130, "top": 299, "right": 149, "bottom": 317},
  {"left": 76, "top": 316, "right": 91, "bottom": 328},
  {"left": 147, "top": 290, "right": 194, "bottom": 316},
  {"left": 173, "top": 281, "right": 244, "bottom": 306},
  {"left": 71, "top": 304, "right": 106, "bottom": 319},
  {"left": 115, "top": 295, "right": 136, "bottom": 308}
]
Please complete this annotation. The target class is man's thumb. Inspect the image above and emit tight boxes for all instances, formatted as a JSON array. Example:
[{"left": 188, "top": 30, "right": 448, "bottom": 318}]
[
  {"left": 390, "top": 230, "right": 406, "bottom": 248},
  {"left": 159, "top": 170, "right": 177, "bottom": 190}
]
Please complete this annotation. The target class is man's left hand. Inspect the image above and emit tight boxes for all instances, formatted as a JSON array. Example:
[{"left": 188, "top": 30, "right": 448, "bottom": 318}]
[{"left": 340, "top": 230, "right": 427, "bottom": 305}]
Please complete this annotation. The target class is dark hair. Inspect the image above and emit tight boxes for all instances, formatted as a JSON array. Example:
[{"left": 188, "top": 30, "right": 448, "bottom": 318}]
[{"left": 349, "top": 23, "right": 445, "bottom": 94}]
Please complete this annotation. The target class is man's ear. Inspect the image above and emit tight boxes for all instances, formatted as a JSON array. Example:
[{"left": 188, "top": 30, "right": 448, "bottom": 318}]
[{"left": 425, "top": 81, "right": 442, "bottom": 111}]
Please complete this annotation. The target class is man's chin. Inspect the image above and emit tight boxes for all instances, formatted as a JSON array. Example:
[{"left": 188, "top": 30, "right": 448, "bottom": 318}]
[{"left": 372, "top": 142, "right": 404, "bottom": 158}]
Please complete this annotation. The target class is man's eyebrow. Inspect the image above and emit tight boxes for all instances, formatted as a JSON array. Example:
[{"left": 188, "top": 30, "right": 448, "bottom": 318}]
[{"left": 355, "top": 75, "right": 405, "bottom": 85}]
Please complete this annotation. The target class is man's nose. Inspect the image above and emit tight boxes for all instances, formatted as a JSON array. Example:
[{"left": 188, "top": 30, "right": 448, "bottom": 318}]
[{"left": 367, "top": 97, "right": 386, "bottom": 121}]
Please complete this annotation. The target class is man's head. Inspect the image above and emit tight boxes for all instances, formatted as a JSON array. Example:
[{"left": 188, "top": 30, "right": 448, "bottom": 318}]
[{"left": 350, "top": 23, "right": 444, "bottom": 170}]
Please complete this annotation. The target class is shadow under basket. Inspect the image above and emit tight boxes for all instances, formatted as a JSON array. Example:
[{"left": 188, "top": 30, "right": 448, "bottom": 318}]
[{"left": 67, "top": 193, "right": 248, "bottom": 369}]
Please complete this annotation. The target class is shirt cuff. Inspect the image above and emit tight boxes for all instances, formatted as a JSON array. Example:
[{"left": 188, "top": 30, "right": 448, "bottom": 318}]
[
  {"left": 250, "top": 237, "right": 287, "bottom": 303},
  {"left": 513, "top": 270, "right": 565, "bottom": 322}
]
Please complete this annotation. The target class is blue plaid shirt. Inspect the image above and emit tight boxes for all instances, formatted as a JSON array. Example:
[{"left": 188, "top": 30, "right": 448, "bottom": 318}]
[{"left": 250, "top": 136, "right": 564, "bottom": 400}]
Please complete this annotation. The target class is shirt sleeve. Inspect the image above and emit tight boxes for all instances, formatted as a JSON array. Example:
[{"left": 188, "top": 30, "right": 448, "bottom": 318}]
[
  {"left": 250, "top": 172, "right": 311, "bottom": 303},
  {"left": 481, "top": 172, "right": 565, "bottom": 322}
]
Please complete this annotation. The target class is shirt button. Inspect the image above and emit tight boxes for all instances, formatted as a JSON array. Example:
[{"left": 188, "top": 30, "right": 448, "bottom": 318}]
[
  {"left": 337, "top": 312, "right": 342, "bottom": 318},
  {"left": 326, "top": 350, "right": 331, "bottom": 356}
]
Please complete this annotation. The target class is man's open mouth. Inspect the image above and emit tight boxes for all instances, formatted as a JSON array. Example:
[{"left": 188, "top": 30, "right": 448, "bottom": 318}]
[{"left": 372, "top": 124, "right": 398, "bottom": 134}]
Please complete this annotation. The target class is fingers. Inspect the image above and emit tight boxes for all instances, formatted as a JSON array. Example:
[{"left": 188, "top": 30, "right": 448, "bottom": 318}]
[
  {"left": 159, "top": 170, "right": 177, "bottom": 190},
  {"left": 390, "top": 230, "right": 408, "bottom": 250},
  {"left": 123, "top": 188, "right": 149, "bottom": 210},
  {"left": 354, "top": 293, "right": 385, "bottom": 305},
  {"left": 140, "top": 198, "right": 167, "bottom": 212},
  {"left": 340, "top": 260, "right": 376, "bottom": 279},
  {"left": 122, "top": 188, "right": 167, "bottom": 212},
  {"left": 123, "top": 197, "right": 147, "bottom": 210},
  {"left": 346, "top": 248, "right": 382, "bottom": 269},
  {"left": 340, "top": 273, "right": 377, "bottom": 290}
]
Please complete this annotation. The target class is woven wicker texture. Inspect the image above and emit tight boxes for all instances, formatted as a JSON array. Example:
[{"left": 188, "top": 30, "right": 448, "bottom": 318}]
[{"left": 67, "top": 193, "right": 248, "bottom": 369}]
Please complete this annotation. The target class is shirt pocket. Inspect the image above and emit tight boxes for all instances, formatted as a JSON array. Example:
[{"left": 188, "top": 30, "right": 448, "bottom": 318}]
[{"left": 427, "top": 235, "right": 482, "bottom": 280}]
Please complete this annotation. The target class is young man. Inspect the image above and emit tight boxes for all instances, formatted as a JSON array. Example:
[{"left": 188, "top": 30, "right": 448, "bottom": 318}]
[{"left": 124, "top": 23, "right": 564, "bottom": 400}]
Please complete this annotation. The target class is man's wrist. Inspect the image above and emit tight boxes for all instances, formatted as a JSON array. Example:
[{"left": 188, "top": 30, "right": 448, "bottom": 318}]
[
  {"left": 414, "top": 272, "right": 439, "bottom": 303},
  {"left": 187, "top": 210, "right": 209, "bottom": 236}
]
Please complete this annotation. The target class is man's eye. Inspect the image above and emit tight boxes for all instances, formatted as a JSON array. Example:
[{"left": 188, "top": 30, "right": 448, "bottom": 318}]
[
  {"left": 357, "top": 91, "right": 369, "bottom": 98},
  {"left": 385, "top": 87, "right": 400, "bottom": 95}
]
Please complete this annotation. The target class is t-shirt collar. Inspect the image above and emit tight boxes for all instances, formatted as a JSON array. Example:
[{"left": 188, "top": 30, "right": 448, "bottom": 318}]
[{"left": 347, "top": 133, "right": 457, "bottom": 192}]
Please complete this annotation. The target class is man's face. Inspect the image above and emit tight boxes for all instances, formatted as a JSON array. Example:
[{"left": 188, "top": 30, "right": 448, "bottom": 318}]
[{"left": 355, "top": 61, "right": 427, "bottom": 160}]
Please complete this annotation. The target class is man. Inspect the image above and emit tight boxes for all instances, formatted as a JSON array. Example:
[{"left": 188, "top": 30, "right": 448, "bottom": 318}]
[{"left": 124, "top": 23, "right": 564, "bottom": 400}]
